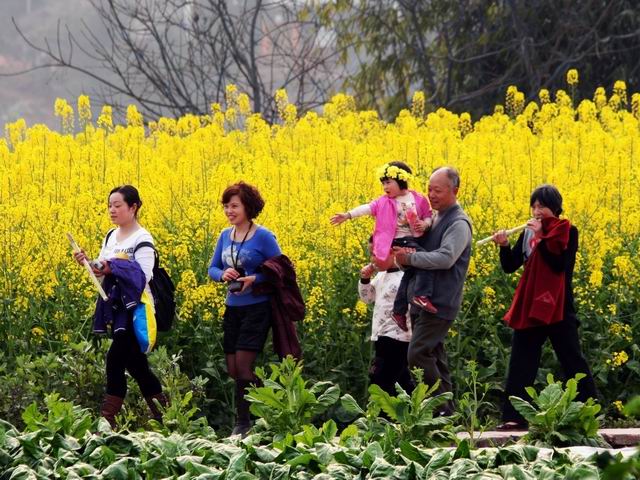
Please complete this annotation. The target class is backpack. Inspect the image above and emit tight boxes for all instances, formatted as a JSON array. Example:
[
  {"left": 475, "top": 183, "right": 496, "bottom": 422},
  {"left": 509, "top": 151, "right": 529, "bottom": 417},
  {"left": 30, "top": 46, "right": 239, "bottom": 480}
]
[{"left": 105, "top": 230, "right": 176, "bottom": 332}]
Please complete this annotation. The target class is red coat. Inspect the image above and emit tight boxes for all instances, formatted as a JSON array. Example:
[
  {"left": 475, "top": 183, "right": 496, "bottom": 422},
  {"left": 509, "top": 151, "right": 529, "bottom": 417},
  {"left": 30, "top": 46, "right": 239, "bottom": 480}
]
[
  {"left": 504, "top": 217, "right": 571, "bottom": 329},
  {"left": 253, "top": 255, "right": 304, "bottom": 359}
]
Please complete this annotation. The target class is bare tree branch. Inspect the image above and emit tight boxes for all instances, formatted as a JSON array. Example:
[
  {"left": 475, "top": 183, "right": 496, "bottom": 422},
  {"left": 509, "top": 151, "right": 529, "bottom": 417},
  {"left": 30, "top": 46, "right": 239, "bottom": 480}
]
[{"left": 2, "top": 0, "right": 348, "bottom": 121}]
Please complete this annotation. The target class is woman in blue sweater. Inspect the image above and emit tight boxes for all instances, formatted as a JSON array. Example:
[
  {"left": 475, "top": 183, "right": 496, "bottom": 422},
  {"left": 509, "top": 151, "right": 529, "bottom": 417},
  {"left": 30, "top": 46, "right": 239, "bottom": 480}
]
[{"left": 208, "top": 182, "right": 281, "bottom": 436}]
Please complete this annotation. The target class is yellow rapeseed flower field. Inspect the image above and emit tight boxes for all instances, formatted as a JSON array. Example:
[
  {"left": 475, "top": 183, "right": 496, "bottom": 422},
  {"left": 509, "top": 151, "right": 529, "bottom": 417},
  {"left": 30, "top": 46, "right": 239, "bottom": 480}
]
[{"left": 1, "top": 83, "right": 638, "bottom": 411}]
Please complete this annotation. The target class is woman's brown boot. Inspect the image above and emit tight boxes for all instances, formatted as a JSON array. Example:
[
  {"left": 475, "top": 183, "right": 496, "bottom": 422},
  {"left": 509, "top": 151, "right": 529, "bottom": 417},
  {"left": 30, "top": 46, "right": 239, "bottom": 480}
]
[
  {"left": 145, "top": 392, "right": 169, "bottom": 422},
  {"left": 101, "top": 394, "right": 124, "bottom": 429}
]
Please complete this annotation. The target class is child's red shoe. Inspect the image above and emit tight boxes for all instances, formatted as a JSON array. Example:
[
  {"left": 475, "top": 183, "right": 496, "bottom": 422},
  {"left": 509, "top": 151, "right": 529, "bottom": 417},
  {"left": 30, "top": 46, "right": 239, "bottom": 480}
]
[
  {"left": 411, "top": 296, "right": 438, "bottom": 314},
  {"left": 391, "top": 312, "right": 409, "bottom": 332}
]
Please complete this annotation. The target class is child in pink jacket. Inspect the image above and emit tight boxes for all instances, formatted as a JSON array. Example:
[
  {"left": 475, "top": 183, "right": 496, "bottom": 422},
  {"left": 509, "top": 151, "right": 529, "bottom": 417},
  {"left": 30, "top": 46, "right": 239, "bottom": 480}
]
[{"left": 331, "top": 161, "right": 437, "bottom": 322}]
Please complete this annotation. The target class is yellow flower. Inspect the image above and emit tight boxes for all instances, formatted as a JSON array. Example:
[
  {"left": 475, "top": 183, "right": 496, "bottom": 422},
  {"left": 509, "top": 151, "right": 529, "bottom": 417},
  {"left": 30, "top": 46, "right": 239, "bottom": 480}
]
[
  {"left": 355, "top": 300, "right": 368, "bottom": 317},
  {"left": 97, "top": 105, "right": 113, "bottom": 130},
  {"left": 505, "top": 85, "right": 521, "bottom": 116},
  {"left": 237, "top": 94, "right": 251, "bottom": 115},
  {"left": 613, "top": 80, "right": 627, "bottom": 100},
  {"left": 225, "top": 84, "right": 239, "bottom": 107},
  {"left": 482, "top": 286, "right": 496, "bottom": 301},
  {"left": 275, "top": 88, "right": 289, "bottom": 114},
  {"left": 31, "top": 326, "right": 45, "bottom": 337},
  {"left": 376, "top": 163, "right": 414, "bottom": 182},
  {"left": 566, "top": 69, "right": 579, "bottom": 86},
  {"left": 610, "top": 351, "right": 629, "bottom": 368},
  {"left": 54, "top": 98, "right": 68, "bottom": 117},
  {"left": 593, "top": 87, "right": 607, "bottom": 109},
  {"left": 539, "top": 89, "right": 551, "bottom": 104},
  {"left": 411, "top": 91, "right": 425, "bottom": 119},
  {"left": 283, "top": 104, "right": 297, "bottom": 125},
  {"left": 609, "top": 94, "right": 621, "bottom": 111},
  {"left": 77, "top": 95, "right": 92, "bottom": 124},
  {"left": 126, "top": 104, "right": 143, "bottom": 127},
  {"left": 514, "top": 91, "right": 525, "bottom": 112},
  {"left": 613, "top": 400, "right": 624, "bottom": 413},
  {"left": 225, "top": 107, "right": 237, "bottom": 125},
  {"left": 589, "top": 269, "right": 603, "bottom": 288},
  {"left": 53, "top": 98, "right": 74, "bottom": 131},
  {"left": 459, "top": 112, "right": 472, "bottom": 136}
]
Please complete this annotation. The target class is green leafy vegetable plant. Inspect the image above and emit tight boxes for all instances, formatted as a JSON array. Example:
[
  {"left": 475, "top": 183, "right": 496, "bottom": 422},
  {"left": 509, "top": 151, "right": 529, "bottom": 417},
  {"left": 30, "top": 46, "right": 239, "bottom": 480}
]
[
  {"left": 456, "top": 360, "right": 497, "bottom": 447},
  {"left": 509, "top": 373, "right": 605, "bottom": 447},
  {"left": 341, "top": 368, "right": 455, "bottom": 451},
  {"left": 246, "top": 356, "right": 341, "bottom": 438}
]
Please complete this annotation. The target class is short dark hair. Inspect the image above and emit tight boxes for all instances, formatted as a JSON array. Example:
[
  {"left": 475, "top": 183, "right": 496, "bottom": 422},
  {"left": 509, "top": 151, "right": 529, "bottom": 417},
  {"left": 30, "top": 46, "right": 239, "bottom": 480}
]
[
  {"left": 109, "top": 185, "right": 142, "bottom": 217},
  {"left": 380, "top": 161, "right": 412, "bottom": 190},
  {"left": 221, "top": 182, "right": 265, "bottom": 219},
  {"left": 530, "top": 184, "right": 563, "bottom": 216}
]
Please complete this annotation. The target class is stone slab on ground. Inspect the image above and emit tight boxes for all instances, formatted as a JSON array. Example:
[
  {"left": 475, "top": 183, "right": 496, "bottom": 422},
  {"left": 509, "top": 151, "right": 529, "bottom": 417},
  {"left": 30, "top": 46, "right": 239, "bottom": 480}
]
[
  {"left": 600, "top": 429, "right": 640, "bottom": 448},
  {"left": 457, "top": 428, "right": 640, "bottom": 448}
]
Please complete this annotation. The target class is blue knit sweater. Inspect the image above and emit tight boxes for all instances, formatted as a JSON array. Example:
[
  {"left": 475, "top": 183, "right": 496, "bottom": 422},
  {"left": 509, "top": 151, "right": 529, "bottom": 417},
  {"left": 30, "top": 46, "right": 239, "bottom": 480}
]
[{"left": 208, "top": 226, "right": 281, "bottom": 306}]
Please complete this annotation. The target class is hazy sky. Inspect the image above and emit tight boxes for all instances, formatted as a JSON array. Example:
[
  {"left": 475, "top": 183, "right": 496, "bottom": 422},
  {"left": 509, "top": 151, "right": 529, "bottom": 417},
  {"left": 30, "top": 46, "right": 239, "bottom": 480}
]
[
  {"left": 1, "top": 0, "right": 344, "bottom": 128},
  {"left": 0, "top": 0, "right": 103, "bottom": 128}
]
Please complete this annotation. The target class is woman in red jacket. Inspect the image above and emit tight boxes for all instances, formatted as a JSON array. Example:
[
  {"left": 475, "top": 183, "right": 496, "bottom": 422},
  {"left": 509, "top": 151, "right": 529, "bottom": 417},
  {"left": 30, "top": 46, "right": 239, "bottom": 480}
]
[{"left": 491, "top": 184, "right": 597, "bottom": 430}]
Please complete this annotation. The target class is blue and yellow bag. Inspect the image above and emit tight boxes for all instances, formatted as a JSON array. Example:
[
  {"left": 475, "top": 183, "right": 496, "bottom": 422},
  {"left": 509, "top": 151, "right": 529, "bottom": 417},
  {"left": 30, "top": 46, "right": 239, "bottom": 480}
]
[{"left": 133, "top": 291, "right": 157, "bottom": 354}]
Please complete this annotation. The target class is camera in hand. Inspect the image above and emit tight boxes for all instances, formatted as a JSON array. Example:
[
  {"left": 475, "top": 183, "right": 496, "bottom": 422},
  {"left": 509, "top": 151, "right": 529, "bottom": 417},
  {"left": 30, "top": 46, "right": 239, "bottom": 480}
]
[
  {"left": 90, "top": 260, "right": 106, "bottom": 271},
  {"left": 228, "top": 267, "right": 246, "bottom": 293}
]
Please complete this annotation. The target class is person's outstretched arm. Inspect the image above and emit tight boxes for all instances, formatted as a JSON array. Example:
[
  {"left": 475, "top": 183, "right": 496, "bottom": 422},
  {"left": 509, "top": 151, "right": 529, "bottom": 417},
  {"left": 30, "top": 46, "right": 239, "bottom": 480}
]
[{"left": 331, "top": 204, "right": 372, "bottom": 225}]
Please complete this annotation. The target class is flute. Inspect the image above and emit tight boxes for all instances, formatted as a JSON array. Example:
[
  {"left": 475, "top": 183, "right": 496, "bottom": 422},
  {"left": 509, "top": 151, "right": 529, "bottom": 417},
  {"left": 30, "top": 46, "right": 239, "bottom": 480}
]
[
  {"left": 476, "top": 223, "right": 528, "bottom": 247},
  {"left": 67, "top": 233, "right": 109, "bottom": 301}
]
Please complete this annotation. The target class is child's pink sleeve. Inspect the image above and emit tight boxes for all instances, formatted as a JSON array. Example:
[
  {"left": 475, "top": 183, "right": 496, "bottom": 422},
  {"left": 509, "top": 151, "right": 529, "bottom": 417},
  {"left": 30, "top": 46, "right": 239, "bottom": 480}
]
[
  {"left": 414, "top": 192, "right": 432, "bottom": 219},
  {"left": 369, "top": 197, "right": 380, "bottom": 217},
  {"left": 424, "top": 200, "right": 433, "bottom": 219}
]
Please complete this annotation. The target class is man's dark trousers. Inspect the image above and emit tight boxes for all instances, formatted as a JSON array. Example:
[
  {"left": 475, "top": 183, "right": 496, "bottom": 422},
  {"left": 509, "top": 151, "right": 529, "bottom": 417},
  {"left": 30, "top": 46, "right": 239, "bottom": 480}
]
[{"left": 407, "top": 311, "right": 454, "bottom": 412}]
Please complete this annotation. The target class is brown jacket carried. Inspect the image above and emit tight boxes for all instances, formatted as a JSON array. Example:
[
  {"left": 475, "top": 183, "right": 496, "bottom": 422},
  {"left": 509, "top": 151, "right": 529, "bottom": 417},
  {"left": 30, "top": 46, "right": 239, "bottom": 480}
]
[{"left": 253, "top": 254, "right": 304, "bottom": 359}]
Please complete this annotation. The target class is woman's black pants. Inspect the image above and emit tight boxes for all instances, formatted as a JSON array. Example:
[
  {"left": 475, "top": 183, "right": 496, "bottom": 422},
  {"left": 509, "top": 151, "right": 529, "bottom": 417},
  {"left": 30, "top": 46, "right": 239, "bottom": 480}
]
[
  {"left": 502, "top": 316, "right": 598, "bottom": 423},
  {"left": 106, "top": 328, "right": 162, "bottom": 398}
]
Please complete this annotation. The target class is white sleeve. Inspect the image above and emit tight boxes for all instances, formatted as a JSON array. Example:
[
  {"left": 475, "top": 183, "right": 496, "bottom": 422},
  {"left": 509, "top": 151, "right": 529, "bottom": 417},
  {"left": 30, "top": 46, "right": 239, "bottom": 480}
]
[
  {"left": 134, "top": 234, "right": 155, "bottom": 283},
  {"left": 349, "top": 204, "right": 372, "bottom": 218},
  {"left": 358, "top": 279, "right": 376, "bottom": 304}
]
